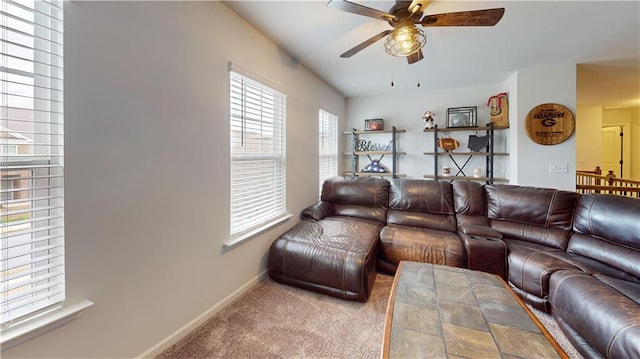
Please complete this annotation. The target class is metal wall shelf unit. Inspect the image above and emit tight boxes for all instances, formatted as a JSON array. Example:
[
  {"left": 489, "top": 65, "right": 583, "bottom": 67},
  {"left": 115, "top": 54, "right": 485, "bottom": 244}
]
[
  {"left": 343, "top": 127, "right": 406, "bottom": 178},
  {"left": 424, "top": 123, "right": 509, "bottom": 184}
]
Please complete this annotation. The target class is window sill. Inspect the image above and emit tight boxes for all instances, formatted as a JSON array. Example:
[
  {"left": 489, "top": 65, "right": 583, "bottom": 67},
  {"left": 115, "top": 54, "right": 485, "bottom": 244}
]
[
  {"left": 1, "top": 300, "right": 94, "bottom": 350},
  {"left": 224, "top": 214, "right": 293, "bottom": 250}
]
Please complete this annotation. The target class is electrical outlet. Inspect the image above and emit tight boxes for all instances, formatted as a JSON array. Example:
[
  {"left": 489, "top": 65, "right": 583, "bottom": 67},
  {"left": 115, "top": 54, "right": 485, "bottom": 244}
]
[{"left": 550, "top": 162, "right": 568, "bottom": 173}]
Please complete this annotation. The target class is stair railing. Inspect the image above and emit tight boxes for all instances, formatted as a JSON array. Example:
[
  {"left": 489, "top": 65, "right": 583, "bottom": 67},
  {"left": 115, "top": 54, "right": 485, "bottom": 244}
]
[{"left": 576, "top": 166, "right": 640, "bottom": 198}]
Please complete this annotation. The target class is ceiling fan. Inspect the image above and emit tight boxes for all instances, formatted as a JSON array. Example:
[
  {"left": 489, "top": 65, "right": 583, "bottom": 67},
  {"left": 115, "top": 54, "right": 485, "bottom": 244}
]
[{"left": 328, "top": 0, "right": 505, "bottom": 64}]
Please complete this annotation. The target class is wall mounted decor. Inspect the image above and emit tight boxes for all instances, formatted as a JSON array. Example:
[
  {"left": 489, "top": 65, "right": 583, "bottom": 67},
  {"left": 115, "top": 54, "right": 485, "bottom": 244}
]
[
  {"left": 525, "top": 103, "right": 575, "bottom": 145},
  {"left": 447, "top": 107, "right": 477, "bottom": 128}
]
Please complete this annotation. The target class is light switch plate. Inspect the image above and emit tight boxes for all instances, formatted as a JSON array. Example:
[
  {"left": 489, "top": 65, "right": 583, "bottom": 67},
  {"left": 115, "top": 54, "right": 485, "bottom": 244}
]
[{"left": 550, "top": 162, "right": 568, "bottom": 173}]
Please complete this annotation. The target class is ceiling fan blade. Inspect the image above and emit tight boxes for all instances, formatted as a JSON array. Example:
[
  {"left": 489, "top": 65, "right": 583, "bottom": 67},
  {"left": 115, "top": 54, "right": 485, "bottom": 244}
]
[
  {"left": 420, "top": 8, "right": 505, "bottom": 26},
  {"left": 407, "top": 49, "right": 424, "bottom": 64},
  {"left": 340, "top": 30, "right": 393, "bottom": 58},
  {"left": 328, "top": 0, "right": 395, "bottom": 22}
]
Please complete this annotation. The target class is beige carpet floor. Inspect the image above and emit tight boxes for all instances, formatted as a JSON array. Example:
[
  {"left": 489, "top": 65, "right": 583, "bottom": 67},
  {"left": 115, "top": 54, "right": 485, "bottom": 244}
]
[{"left": 157, "top": 273, "right": 583, "bottom": 359}]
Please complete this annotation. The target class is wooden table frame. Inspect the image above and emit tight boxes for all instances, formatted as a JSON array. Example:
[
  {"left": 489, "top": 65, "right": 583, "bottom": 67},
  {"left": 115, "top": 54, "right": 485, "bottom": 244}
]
[{"left": 382, "top": 261, "right": 568, "bottom": 359}]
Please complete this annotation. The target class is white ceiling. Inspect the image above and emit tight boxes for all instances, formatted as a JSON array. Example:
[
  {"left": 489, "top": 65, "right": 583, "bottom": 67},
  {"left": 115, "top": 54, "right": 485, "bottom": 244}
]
[{"left": 224, "top": 1, "right": 640, "bottom": 108}]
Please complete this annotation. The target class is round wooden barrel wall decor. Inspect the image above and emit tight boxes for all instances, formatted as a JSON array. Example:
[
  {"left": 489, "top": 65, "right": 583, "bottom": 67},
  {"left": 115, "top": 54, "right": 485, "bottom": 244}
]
[{"left": 525, "top": 103, "right": 575, "bottom": 145}]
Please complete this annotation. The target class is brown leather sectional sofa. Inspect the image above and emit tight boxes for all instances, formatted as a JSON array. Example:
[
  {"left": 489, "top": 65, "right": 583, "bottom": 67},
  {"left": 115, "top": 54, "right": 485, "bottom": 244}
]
[{"left": 268, "top": 176, "right": 640, "bottom": 359}]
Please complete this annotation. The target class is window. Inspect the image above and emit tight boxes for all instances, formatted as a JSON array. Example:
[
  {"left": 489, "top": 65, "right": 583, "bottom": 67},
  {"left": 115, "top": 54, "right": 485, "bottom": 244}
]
[
  {"left": 1, "top": 0, "right": 64, "bottom": 327},
  {"left": 229, "top": 70, "right": 287, "bottom": 238},
  {"left": 318, "top": 109, "right": 338, "bottom": 194},
  {"left": 1, "top": 145, "right": 17, "bottom": 155}
]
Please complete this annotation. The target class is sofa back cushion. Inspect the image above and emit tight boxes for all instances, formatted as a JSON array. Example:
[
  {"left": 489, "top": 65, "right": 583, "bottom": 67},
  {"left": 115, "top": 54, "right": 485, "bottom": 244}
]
[
  {"left": 321, "top": 176, "right": 390, "bottom": 223},
  {"left": 452, "top": 181, "right": 490, "bottom": 227},
  {"left": 386, "top": 179, "right": 456, "bottom": 232},
  {"left": 569, "top": 194, "right": 640, "bottom": 278},
  {"left": 485, "top": 184, "right": 579, "bottom": 249}
]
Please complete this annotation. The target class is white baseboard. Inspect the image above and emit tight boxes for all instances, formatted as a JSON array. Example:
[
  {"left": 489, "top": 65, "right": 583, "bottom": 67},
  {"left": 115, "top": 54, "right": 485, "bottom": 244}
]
[{"left": 137, "top": 270, "right": 269, "bottom": 358}]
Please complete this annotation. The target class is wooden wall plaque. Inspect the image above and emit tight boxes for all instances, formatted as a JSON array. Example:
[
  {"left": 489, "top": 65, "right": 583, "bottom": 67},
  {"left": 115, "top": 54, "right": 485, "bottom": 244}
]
[{"left": 525, "top": 103, "right": 575, "bottom": 145}]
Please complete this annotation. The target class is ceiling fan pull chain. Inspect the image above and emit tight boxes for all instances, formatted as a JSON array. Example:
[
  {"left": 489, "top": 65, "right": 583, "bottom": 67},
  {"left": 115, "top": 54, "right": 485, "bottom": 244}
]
[{"left": 390, "top": 57, "right": 395, "bottom": 87}]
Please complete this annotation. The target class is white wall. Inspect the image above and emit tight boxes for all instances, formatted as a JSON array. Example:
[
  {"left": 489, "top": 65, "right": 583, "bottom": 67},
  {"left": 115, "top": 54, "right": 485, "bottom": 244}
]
[
  {"left": 3, "top": 2, "right": 345, "bottom": 358},
  {"left": 632, "top": 107, "right": 640, "bottom": 181},
  {"left": 512, "top": 64, "right": 577, "bottom": 191},
  {"left": 576, "top": 106, "right": 603, "bottom": 172},
  {"left": 504, "top": 72, "right": 518, "bottom": 184}
]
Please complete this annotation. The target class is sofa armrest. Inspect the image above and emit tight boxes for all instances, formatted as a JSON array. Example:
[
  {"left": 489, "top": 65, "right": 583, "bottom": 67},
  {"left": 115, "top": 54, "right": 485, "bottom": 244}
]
[
  {"left": 301, "top": 201, "right": 334, "bottom": 221},
  {"left": 458, "top": 224, "right": 503, "bottom": 239},
  {"left": 459, "top": 232, "right": 507, "bottom": 280}
]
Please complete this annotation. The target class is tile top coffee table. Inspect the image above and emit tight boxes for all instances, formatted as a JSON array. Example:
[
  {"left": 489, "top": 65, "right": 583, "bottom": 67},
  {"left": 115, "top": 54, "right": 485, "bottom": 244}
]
[{"left": 382, "top": 261, "right": 568, "bottom": 359}]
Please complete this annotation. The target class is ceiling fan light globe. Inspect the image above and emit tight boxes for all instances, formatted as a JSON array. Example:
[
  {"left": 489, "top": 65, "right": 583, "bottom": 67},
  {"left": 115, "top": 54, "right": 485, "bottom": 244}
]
[{"left": 384, "top": 24, "right": 426, "bottom": 57}]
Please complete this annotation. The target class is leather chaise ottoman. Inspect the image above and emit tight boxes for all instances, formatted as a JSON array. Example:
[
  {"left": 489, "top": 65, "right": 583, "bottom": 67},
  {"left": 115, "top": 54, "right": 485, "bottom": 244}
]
[
  {"left": 268, "top": 176, "right": 390, "bottom": 301},
  {"left": 268, "top": 216, "right": 382, "bottom": 301}
]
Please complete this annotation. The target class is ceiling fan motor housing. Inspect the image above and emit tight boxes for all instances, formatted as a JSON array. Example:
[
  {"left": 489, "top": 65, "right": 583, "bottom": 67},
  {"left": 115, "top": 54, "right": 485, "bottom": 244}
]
[{"left": 387, "top": 1, "right": 424, "bottom": 27}]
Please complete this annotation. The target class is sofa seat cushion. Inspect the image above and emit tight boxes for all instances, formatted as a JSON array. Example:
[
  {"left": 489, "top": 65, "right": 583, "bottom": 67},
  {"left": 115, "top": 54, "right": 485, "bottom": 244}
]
[
  {"left": 505, "top": 239, "right": 578, "bottom": 304},
  {"left": 503, "top": 237, "right": 558, "bottom": 253},
  {"left": 379, "top": 224, "right": 465, "bottom": 268},
  {"left": 593, "top": 273, "right": 640, "bottom": 303},
  {"left": 550, "top": 270, "right": 640, "bottom": 358},
  {"left": 543, "top": 250, "right": 640, "bottom": 284},
  {"left": 268, "top": 217, "right": 382, "bottom": 301}
]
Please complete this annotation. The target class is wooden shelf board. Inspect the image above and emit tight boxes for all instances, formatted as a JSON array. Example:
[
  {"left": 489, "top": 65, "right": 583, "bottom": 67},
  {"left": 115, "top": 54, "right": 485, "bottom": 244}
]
[
  {"left": 345, "top": 151, "right": 407, "bottom": 155},
  {"left": 423, "top": 175, "right": 509, "bottom": 182},
  {"left": 423, "top": 152, "right": 509, "bottom": 156},
  {"left": 343, "top": 129, "right": 406, "bottom": 135},
  {"left": 424, "top": 126, "right": 509, "bottom": 132}
]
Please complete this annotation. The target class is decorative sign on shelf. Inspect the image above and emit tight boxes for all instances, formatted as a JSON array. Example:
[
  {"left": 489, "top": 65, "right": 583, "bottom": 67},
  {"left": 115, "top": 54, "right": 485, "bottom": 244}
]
[
  {"left": 468, "top": 134, "right": 490, "bottom": 152},
  {"left": 525, "top": 103, "right": 575, "bottom": 145},
  {"left": 487, "top": 92, "right": 509, "bottom": 128},
  {"left": 356, "top": 140, "right": 392, "bottom": 152}
]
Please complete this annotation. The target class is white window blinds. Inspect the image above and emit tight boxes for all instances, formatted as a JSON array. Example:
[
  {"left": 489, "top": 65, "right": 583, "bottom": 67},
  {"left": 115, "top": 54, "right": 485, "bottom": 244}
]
[
  {"left": 318, "top": 109, "right": 338, "bottom": 194},
  {"left": 1, "top": 0, "right": 64, "bottom": 327},
  {"left": 230, "top": 70, "right": 287, "bottom": 236}
]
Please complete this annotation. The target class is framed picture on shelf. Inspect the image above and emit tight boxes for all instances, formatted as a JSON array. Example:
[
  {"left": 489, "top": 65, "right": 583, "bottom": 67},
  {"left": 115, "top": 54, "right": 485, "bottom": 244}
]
[
  {"left": 364, "top": 118, "right": 384, "bottom": 131},
  {"left": 446, "top": 107, "right": 477, "bottom": 128}
]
